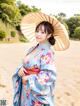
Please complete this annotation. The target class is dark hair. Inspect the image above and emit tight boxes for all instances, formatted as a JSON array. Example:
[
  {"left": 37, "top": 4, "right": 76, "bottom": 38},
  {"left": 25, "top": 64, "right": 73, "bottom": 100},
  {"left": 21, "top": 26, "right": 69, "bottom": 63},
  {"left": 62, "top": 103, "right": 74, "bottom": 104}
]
[{"left": 35, "top": 21, "right": 56, "bottom": 45}]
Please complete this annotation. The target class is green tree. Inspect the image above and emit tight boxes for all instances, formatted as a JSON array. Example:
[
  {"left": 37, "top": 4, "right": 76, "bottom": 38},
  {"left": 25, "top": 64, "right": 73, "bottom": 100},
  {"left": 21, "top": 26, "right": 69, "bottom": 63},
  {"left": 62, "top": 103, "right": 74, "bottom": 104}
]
[
  {"left": 74, "top": 14, "right": 80, "bottom": 16},
  {"left": 0, "top": 30, "right": 6, "bottom": 40},
  {"left": 74, "top": 27, "right": 80, "bottom": 39},
  {"left": 0, "top": 0, "right": 16, "bottom": 5},
  {"left": 31, "top": 6, "right": 40, "bottom": 12},
  {"left": 0, "top": 2, "right": 21, "bottom": 26},
  {"left": 0, "top": 3, "right": 15, "bottom": 18},
  {"left": 18, "top": 3, "right": 40, "bottom": 16},
  {"left": 57, "top": 12, "right": 66, "bottom": 24},
  {"left": 66, "top": 16, "right": 80, "bottom": 38},
  {"left": 0, "top": 13, "right": 11, "bottom": 24},
  {"left": 18, "top": 4, "right": 31, "bottom": 16},
  {"left": 58, "top": 12, "right": 66, "bottom": 18}
]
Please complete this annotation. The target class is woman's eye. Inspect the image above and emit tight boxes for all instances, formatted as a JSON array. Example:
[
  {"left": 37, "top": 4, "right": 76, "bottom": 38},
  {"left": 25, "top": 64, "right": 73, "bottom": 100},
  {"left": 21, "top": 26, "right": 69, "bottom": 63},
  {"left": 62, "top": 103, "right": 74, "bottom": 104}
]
[{"left": 41, "top": 32, "right": 45, "bottom": 34}]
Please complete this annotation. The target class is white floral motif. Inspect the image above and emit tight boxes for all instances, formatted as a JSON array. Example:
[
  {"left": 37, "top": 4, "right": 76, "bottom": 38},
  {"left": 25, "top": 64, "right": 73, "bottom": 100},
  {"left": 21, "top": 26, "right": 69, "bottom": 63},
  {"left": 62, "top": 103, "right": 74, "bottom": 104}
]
[
  {"left": 38, "top": 72, "right": 50, "bottom": 85},
  {"left": 41, "top": 52, "right": 52, "bottom": 64}
]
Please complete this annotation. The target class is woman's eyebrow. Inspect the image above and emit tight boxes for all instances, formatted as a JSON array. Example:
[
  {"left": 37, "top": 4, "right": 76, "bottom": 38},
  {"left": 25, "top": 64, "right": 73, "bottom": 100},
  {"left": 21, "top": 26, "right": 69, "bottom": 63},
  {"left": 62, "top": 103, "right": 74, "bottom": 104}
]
[{"left": 37, "top": 28, "right": 44, "bottom": 32}]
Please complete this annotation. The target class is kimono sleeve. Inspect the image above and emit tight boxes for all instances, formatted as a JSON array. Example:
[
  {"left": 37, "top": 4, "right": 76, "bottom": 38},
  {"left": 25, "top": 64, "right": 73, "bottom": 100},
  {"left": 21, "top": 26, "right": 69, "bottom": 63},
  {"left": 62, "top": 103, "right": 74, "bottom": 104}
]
[
  {"left": 37, "top": 50, "right": 57, "bottom": 86},
  {"left": 12, "top": 63, "right": 23, "bottom": 106},
  {"left": 12, "top": 46, "right": 37, "bottom": 106},
  {"left": 26, "top": 50, "right": 57, "bottom": 96}
]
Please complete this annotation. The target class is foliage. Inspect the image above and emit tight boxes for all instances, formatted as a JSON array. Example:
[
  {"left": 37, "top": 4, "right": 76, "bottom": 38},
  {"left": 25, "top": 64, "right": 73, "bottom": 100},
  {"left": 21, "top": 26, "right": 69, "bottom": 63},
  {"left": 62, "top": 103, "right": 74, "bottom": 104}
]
[
  {"left": 0, "top": 30, "right": 6, "bottom": 40},
  {"left": 66, "top": 16, "right": 80, "bottom": 37},
  {"left": 0, "top": 0, "right": 40, "bottom": 42},
  {"left": 11, "top": 31, "right": 16, "bottom": 37},
  {"left": 0, "top": 2, "right": 21, "bottom": 26},
  {"left": 0, "top": 0, "right": 16, "bottom": 5},
  {"left": 18, "top": 4, "right": 31, "bottom": 16},
  {"left": 31, "top": 6, "right": 41, "bottom": 12},
  {"left": 18, "top": 3, "right": 40, "bottom": 16},
  {"left": 19, "top": 35, "right": 28, "bottom": 42},
  {"left": 58, "top": 12, "right": 66, "bottom": 18},
  {"left": 0, "top": 0, "right": 80, "bottom": 41},
  {"left": 74, "top": 27, "right": 80, "bottom": 39},
  {"left": 0, "top": 19, "right": 17, "bottom": 38},
  {"left": 0, "top": 12, "right": 11, "bottom": 23}
]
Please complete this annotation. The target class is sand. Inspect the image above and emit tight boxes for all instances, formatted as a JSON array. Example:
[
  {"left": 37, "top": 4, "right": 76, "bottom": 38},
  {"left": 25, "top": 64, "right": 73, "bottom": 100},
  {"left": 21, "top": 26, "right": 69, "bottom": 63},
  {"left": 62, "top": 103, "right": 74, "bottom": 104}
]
[{"left": 0, "top": 40, "right": 80, "bottom": 106}]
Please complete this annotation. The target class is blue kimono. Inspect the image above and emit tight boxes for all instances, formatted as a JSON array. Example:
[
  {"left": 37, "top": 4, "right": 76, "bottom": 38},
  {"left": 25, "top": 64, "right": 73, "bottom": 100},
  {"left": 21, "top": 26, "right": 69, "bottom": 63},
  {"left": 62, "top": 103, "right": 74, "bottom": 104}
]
[{"left": 12, "top": 41, "right": 57, "bottom": 106}]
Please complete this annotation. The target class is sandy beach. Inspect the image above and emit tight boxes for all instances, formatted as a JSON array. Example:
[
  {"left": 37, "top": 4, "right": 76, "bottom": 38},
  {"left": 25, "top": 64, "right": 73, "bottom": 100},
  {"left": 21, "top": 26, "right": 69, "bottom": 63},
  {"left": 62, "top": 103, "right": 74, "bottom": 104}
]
[{"left": 0, "top": 40, "right": 80, "bottom": 106}]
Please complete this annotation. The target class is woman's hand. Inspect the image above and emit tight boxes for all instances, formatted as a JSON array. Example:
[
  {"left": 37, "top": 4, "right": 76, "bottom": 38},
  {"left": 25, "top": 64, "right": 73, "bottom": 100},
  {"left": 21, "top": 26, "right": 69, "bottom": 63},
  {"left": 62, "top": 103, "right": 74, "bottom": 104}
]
[
  {"left": 22, "top": 76, "right": 28, "bottom": 85},
  {"left": 18, "top": 67, "right": 28, "bottom": 85},
  {"left": 18, "top": 67, "right": 25, "bottom": 77}
]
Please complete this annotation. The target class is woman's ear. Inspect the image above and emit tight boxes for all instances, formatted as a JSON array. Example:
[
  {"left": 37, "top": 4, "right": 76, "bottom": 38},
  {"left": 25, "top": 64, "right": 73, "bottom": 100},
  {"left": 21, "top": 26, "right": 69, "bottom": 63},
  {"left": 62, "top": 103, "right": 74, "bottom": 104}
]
[{"left": 47, "top": 34, "right": 51, "bottom": 39}]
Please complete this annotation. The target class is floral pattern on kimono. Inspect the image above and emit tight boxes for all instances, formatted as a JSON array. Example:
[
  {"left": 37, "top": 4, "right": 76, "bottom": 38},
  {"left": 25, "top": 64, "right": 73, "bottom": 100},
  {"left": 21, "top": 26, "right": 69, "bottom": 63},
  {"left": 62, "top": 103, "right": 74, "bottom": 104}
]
[{"left": 12, "top": 41, "right": 57, "bottom": 106}]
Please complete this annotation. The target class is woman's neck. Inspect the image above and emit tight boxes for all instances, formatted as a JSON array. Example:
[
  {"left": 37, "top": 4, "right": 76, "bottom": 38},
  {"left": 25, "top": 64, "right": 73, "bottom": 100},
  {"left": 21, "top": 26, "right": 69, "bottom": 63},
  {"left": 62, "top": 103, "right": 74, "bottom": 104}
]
[{"left": 38, "top": 40, "right": 51, "bottom": 50}]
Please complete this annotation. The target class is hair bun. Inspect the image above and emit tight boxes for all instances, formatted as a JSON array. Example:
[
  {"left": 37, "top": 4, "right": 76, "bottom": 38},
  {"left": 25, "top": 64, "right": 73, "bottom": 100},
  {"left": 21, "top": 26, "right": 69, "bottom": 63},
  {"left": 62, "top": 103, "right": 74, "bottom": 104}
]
[{"left": 48, "top": 36, "right": 56, "bottom": 45}]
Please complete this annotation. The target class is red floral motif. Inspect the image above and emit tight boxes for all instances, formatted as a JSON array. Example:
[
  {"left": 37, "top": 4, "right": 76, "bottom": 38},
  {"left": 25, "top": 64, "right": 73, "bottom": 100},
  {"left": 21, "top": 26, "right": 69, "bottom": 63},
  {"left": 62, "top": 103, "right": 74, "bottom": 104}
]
[
  {"left": 32, "top": 99, "right": 43, "bottom": 106},
  {"left": 26, "top": 92, "right": 30, "bottom": 99},
  {"left": 41, "top": 52, "right": 52, "bottom": 64},
  {"left": 26, "top": 89, "right": 30, "bottom": 99}
]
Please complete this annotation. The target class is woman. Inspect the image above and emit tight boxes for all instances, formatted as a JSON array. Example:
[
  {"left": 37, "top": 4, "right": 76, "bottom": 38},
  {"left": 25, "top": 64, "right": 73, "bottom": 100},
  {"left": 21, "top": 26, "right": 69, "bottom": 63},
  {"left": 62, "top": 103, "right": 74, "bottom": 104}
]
[{"left": 12, "top": 21, "right": 57, "bottom": 106}]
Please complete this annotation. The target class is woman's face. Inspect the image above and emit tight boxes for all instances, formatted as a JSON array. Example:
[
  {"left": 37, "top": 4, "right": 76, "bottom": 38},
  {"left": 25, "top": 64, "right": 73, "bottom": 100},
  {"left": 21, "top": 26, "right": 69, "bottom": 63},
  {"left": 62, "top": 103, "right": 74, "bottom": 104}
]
[{"left": 35, "top": 25, "right": 50, "bottom": 43}]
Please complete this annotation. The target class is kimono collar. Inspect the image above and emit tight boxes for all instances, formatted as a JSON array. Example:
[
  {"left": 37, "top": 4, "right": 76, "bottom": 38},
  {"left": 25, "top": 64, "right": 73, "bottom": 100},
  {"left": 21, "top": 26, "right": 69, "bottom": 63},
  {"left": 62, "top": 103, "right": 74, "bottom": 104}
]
[{"left": 37, "top": 40, "right": 51, "bottom": 50}]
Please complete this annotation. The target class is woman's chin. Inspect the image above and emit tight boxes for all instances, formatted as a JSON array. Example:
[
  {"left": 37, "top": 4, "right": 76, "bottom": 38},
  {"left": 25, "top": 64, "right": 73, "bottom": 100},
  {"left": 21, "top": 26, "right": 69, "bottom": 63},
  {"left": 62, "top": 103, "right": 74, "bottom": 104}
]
[{"left": 36, "top": 39, "right": 42, "bottom": 43}]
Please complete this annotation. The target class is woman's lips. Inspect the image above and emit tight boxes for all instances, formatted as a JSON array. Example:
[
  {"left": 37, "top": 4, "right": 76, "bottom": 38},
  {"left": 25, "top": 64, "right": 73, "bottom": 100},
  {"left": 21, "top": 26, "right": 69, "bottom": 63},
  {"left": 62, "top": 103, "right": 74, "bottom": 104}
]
[{"left": 36, "top": 37, "right": 41, "bottom": 39}]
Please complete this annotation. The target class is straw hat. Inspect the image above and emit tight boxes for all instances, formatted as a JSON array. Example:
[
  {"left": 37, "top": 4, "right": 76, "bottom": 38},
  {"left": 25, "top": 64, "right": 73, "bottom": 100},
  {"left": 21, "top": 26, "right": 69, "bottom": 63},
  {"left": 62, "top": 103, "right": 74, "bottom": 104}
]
[{"left": 20, "top": 12, "right": 70, "bottom": 51}]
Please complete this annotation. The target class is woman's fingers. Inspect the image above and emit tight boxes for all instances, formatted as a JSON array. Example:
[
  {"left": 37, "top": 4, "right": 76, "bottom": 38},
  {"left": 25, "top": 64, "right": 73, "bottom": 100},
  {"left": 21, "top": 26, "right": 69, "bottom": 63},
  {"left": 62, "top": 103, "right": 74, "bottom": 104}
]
[
  {"left": 22, "top": 76, "right": 28, "bottom": 85},
  {"left": 18, "top": 67, "right": 28, "bottom": 84},
  {"left": 18, "top": 67, "right": 25, "bottom": 77},
  {"left": 22, "top": 79, "right": 28, "bottom": 85}
]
